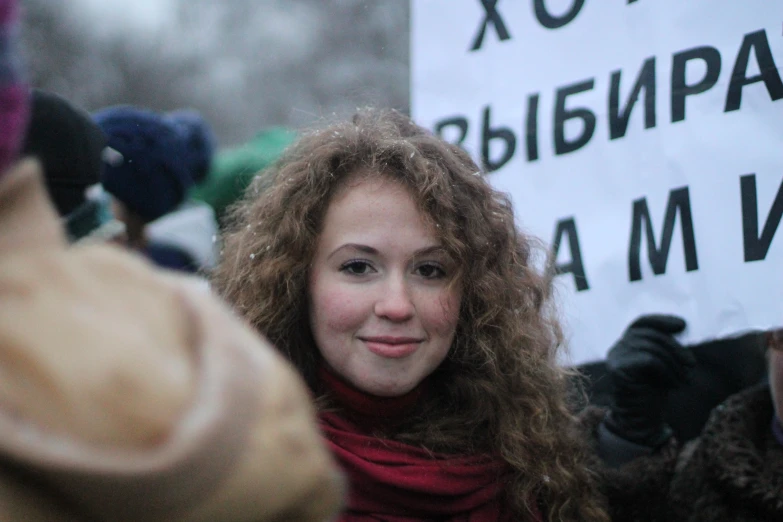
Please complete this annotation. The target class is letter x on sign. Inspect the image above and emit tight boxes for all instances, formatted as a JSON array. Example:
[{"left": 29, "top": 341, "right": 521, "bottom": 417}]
[{"left": 471, "top": 0, "right": 512, "bottom": 51}]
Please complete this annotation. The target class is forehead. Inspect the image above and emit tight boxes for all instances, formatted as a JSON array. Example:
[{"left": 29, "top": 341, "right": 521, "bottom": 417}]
[
  {"left": 317, "top": 175, "right": 438, "bottom": 247},
  {"left": 330, "top": 171, "right": 414, "bottom": 213}
]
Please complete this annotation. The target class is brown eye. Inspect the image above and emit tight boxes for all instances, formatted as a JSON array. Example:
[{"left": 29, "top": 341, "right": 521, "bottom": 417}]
[
  {"left": 340, "top": 260, "right": 374, "bottom": 275},
  {"left": 415, "top": 263, "right": 446, "bottom": 279}
]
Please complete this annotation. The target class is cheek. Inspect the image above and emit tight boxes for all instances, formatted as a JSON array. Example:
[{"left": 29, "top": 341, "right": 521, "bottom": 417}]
[
  {"left": 310, "top": 279, "right": 365, "bottom": 334},
  {"left": 425, "top": 288, "right": 461, "bottom": 335}
]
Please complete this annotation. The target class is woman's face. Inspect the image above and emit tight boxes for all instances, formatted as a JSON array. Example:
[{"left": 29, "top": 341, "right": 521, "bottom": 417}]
[{"left": 308, "top": 175, "right": 461, "bottom": 397}]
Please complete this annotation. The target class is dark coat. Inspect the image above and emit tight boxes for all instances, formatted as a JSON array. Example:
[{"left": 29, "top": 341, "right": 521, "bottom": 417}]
[
  {"left": 574, "top": 333, "right": 767, "bottom": 443},
  {"left": 581, "top": 408, "right": 679, "bottom": 521},
  {"left": 668, "top": 384, "right": 783, "bottom": 521}
]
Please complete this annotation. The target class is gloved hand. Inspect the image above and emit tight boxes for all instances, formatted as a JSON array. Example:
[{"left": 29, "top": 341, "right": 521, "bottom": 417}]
[{"left": 604, "top": 314, "right": 696, "bottom": 447}]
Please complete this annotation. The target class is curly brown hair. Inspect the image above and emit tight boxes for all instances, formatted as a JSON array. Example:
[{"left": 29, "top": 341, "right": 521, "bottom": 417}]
[{"left": 211, "top": 108, "right": 609, "bottom": 521}]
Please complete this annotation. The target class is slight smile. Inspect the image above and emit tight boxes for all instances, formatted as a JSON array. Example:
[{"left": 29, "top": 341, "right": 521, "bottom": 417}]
[{"left": 359, "top": 336, "right": 424, "bottom": 359}]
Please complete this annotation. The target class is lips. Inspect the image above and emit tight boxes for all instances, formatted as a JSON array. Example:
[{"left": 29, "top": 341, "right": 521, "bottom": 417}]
[{"left": 360, "top": 336, "right": 423, "bottom": 359}]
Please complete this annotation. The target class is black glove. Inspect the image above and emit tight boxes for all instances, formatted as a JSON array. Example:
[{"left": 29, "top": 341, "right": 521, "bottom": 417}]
[{"left": 604, "top": 314, "right": 696, "bottom": 447}]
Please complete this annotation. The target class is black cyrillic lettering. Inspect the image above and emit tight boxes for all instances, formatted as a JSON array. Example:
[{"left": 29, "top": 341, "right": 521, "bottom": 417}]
[
  {"left": 534, "top": 0, "right": 585, "bottom": 30},
  {"left": 629, "top": 187, "right": 699, "bottom": 281},
  {"left": 481, "top": 106, "right": 516, "bottom": 172},
  {"left": 552, "top": 217, "right": 590, "bottom": 291},
  {"left": 741, "top": 174, "right": 783, "bottom": 262},
  {"left": 609, "top": 57, "right": 656, "bottom": 140},
  {"left": 525, "top": 93, "right": 540, "bottom": 162},
  {"left": 671, "top": 46, "right": 721, "bottom": 123},
  {"left": 434, "top": 117, "right": 469, "bottom": 148},
  {"left": 554, "top": 80, "right": 596, "bottom": 155},
  {"left": 725, "top": 29, "right": 783, "bottom": 112},
  {"left": 470, "top": 0, "right": 512, "bottom": 51}
]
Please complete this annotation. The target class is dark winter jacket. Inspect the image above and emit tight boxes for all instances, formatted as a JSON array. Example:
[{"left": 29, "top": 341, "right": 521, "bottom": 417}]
[
  {"left": 668, "top": 384, "right": 783, "bottom": 521},
  {"left": 581, "top": 408, "right": 679, "bottom": 521}
]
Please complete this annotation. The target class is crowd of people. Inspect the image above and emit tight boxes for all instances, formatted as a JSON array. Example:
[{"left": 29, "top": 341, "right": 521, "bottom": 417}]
[{"left": 1, "top": 0, "right": 780, "bottom": 520}]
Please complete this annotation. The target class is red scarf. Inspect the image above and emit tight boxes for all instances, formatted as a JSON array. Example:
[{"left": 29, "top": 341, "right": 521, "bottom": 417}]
[{"left": 318, "top": 368, "right": 543, "bottom": 521}]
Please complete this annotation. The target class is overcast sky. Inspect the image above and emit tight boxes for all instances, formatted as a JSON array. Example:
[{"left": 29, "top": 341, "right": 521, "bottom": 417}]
[
  {"left": 74, "top": 0, "right": 178, "bottom": 32},
  {"left": 21, "top": 0, "right": 410, "bottom": 146}
]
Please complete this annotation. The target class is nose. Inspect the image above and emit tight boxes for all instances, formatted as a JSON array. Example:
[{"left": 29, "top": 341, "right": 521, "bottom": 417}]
[{"left": 374, "top": 275, "right": 415, "bottom": 322}]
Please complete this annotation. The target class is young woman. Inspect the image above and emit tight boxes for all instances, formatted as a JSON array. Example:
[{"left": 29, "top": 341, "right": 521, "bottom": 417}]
[{"left": 212, "top": 109, "right": 610, "bottom": 521}]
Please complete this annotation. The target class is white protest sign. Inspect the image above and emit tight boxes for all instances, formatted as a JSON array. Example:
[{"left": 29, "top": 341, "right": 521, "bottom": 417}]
[{"left": 411, "top": 0, "right": 783, "bottom": 364}]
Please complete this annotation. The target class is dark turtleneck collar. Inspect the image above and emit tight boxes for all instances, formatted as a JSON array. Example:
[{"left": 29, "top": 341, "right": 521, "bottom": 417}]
[{"left": 318, "top": 365, "right": 425, "bottom": 426}]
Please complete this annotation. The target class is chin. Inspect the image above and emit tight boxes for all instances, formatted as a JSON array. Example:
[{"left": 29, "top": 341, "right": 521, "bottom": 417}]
[{"left": 363, "top": 380, "right": 416, "bottom": 398}]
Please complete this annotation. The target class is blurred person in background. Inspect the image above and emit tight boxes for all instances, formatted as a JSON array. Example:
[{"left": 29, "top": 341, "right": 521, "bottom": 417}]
[
  {"left": 22, "top": 89, "right": 105, "bottom": 218},
  {"left": 596, "top": 316, "right": 779, "bottom": 520},
  {"left": 0, "top": 0, "right": 27, "bottom": 174},
  {"left": 21, "top": 88, "right": 124, "bottom": 243},
  {"left": 147, "top": 108, "right": 221, "bottom": 272},
  {"left": 190, "top": 126, "right": 296, "bottom": 226},
  {"left": 94, "top": 105, "right": 201, "bottom": 273},
  {"left": 666, "top": 328, "right": 782, "bottom": 520},
  {"left": 578, "top": 329, "right": 766, "bottom": 445}
]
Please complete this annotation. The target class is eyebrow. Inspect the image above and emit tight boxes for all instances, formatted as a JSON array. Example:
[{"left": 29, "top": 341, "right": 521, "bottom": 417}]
[{"left": 327, "top": 243, "right": 446, "bottom": 260}]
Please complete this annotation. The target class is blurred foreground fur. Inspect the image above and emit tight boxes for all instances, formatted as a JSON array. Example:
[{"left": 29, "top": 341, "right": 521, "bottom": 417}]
[{"left": 0, "top": 159, "right": 344, "bottom": 521}]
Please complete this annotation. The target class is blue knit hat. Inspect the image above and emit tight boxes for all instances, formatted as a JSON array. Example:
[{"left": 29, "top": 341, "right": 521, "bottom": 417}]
[
  {"left": 94, "top": 106, "right": 193, "bottom": 222},
  {"left": 164, "top": 109, "right": 216, "bottom": 184}
]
